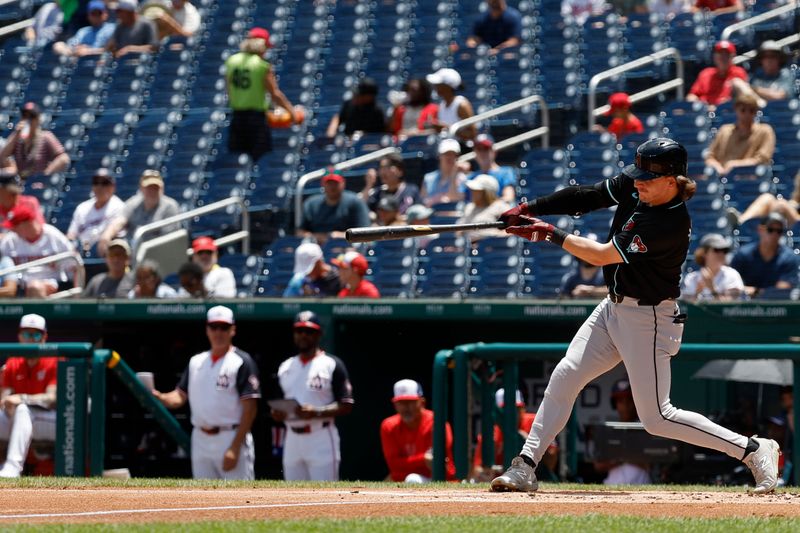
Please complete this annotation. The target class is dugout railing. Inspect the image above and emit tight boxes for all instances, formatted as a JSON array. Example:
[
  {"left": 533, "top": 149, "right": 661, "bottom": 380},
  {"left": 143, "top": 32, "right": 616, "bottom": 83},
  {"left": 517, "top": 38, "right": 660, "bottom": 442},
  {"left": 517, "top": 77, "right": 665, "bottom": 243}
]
[{"left": 432, "top": 342, "right": 800, "bottom": 485}]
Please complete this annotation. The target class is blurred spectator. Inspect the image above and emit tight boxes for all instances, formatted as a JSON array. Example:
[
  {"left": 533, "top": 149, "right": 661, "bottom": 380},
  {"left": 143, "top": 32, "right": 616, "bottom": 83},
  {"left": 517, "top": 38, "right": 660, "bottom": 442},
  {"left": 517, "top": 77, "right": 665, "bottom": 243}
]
[
  {"left": 730, "top": 213, "right": 799, "bottom": 296},
  {"left": 0, "top": 203, "right": 75, "bottom": 298},
  {"left": 332, "top": 251, "right": 379, "bottom": 298},
  {"left": 66, "top": 168, "right": 125, "bottom": 254},
  {"left": 0, "top": 103, "right": 70, "bottom": 180},
  {"left": 82, "top": 239, "right": 134, "bottom": 298},
  {"left": 53, "top": 1, "right": 114, "bottom": 57},
  {"left": 361, "top": 153, "right": 421, "bottom": 215},
  {"left": 464, "top": 134, "right": 517, "bottom": 203},
  {"left": 190, "top": 237, "right": 237, "bottom": 298},
  {"left": 0, "top": 173, "right": 45, "bottom": 230},
  {"left": 466, "top": 0, "right": 522, "bottom": 54},
  {"left": 326, "top": 78, "right": 386, "bottom": 138},
  {"left": 405, "top": 204, "right": 434, "bottom": 225},
  {"left": 380, "top": 379, "right": 456, "bottom": 483},
  {"left": 0, "top": 139, "right": 15, "bottom": 175},
  {"left": 561, "top": 0, "right": 607, "bottom": 25},
  {"left": 426, "top": 68, "right": 477, "bottom": 141},
  {"left": 177, "top": 261, "right": 207, "bottom": 298},
  {"left": 457, "top": 175, "right": 510, "bottom": 242},
  {"left": 594, "top": 92, "right": 644, "bottom": 140},
  {"left": 693, "top": 0, "right": 743, "bottom": 14},
  {"left": 128, "top": 259, "right": 177, "bottom": 298},
  {"left": 282, "top": 242, "right": 342, "bottom": 298},
  {"left": 25, "top": 1, "right": 63, "bottom": 48},
  {"left": 681, "top": 233, "right": 744, "bottom": 301},
  {"left": 421, "top": 139, "right": 466, "bottom": 207},
  {"left": 98, "top": 170, "right": 181, "bottom": 256},
  {"left": 648, "top": 0, "right": 693, "bottom": 18},
  {"left": 610, "top": 0, "right": 649, "bottom": 16},
  {"left": 299, "top": 173, "right": 371, "bottom": 244},
  {"left": 687, "top": 40, "right": 748, "bottom": 107},
  {"left": 704, "top": 92, "right": 775, "bottom": 176},
  {"left": 150, "top": 0, "right": 201, "bottom": 40},
  {"left": 750, "top": 40, "right": 796, "bottom": 102},
  {"left": 388, "top": 78, "right": 438, "bottom": 137},
  {"left": 375, "top": 197, "right": 404, "bottom": 227},
  {"left": 225, "top": 27, "right": 296, "bottom": 161},
  {"left": 727, "top": 171, "right": 800, "bottom": 228},
  {"left": 0, "top": 250, "right": 17, "bottom": 297},
  {"left": 560, "top": 254, "right": 606, "bottom": 299},
  {"left": 105, "top": 0, "right": 159, "bottom": 58}
]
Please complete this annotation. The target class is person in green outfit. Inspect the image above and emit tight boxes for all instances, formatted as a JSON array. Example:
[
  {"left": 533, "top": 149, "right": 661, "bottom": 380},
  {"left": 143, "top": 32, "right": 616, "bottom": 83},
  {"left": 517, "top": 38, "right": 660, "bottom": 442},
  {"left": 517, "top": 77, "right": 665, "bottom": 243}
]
[{"left": 224, "top": 27, "right": 296, "bottom": 161}]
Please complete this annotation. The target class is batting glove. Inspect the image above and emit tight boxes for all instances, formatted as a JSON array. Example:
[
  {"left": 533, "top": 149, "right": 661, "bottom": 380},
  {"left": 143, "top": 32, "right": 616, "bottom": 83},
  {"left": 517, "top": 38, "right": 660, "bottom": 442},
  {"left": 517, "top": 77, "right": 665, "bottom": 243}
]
[
  {"left": 498, "top": 202, "right": 532, "bottom": 228},
  {"left": 505, "top": 218, "right": 568, "bottom": 246}
]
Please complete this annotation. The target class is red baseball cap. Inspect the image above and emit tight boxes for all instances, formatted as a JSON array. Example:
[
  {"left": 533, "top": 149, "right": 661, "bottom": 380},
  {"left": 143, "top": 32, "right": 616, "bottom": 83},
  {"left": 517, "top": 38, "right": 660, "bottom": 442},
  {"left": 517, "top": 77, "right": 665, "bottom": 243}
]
[
  {"left": 473, "top": 133, "right": 494, "bottom": 149},
  {"left": 322, "top": 172, "right": 345, "bottom": 184},
  {"left": 392, "top": 379, "right": 423, "bottom": 402},
  {"left": 331, "top": 251, "right": 368, "bottom": 276},
  {"left": 714, "top": 40, "right": 736, "bottom": 55},
  {"left": 248, "top": 27, "right": 272, "bottom": 47},
  {"left": 604, "top": 92, "right": 631, "bottom": 115},
  {"left": 2, "top": 202, "right": 37, "bottom": 228},
  {"left": 192, "top": 236, "right": 218, "bottom": 253}
]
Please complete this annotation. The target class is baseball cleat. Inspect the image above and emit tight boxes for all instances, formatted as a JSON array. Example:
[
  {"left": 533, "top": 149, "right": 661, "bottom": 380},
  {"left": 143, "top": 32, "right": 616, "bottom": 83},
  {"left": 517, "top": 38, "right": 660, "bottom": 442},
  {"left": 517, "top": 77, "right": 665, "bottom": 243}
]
[
  {"left": 743, "top": 436, "right": 781, "bottom": 494},
  {"left": 490, "top": 456, "right": 538, "bottom": 492}
]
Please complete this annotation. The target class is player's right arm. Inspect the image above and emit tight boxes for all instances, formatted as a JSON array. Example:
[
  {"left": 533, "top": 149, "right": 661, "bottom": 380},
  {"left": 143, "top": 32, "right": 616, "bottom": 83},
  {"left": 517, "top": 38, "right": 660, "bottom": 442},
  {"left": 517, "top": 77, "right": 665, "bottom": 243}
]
[
  {"left": 153, "top": 388, "right": 187, "bottom": 409},
  {"left": 499, "top": 178, "right": 619, "bottom": 227}
]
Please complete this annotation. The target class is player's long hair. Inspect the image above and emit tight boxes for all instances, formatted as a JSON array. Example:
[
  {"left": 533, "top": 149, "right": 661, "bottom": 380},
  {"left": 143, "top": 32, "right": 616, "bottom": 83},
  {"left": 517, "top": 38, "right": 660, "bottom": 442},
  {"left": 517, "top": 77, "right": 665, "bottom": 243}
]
[{"left": 676, "top": 175, "right": 696, "bottom": 201}]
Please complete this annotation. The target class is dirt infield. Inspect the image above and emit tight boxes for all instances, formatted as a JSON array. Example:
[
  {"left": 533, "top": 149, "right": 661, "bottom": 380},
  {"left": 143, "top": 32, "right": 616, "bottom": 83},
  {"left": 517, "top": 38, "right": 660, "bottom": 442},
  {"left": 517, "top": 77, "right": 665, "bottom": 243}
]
[{"left": 2, "top": 487, "right": 800, "bottom": 524}]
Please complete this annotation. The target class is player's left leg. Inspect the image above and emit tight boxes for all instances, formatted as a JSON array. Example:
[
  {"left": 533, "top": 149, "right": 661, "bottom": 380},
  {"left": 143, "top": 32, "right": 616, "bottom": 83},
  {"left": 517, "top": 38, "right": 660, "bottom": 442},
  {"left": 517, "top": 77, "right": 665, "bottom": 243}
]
[
  {"left": 306, "top": 425, "right": 340, "bottom": 481},
  {"left": 0, "top": 404, "right": 34, "bottom": 477}
]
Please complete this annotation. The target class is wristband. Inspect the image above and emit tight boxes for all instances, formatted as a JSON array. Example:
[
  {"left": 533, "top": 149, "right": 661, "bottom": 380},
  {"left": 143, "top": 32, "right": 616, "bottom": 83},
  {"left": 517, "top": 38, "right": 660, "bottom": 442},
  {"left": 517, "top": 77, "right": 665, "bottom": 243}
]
[{"left": 550, "top": 228, "right": 568, "bottom": 247}]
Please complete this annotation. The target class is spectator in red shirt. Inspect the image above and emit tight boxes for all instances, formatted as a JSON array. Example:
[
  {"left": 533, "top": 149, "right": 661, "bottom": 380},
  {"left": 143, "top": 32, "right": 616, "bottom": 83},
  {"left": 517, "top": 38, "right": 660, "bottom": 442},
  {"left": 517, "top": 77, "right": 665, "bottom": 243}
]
[
  {"left": 595, "top": 92, "right": 644, "bottom": 140},
  {"left": 693, "top": 0, "right": 743, "bottom": 15},
  {"left": 687, "top": 40, "right": 748, "bottom": 107},
  {"left": 332, "top": 251, "right": 380, "bottom": 299},
  {"left": 380, "top": 379, "right": 456, "bottom": 482},
  {"left": 0, "top": 314, "right": 57, "bottom": 478},
  {"left": 0, "top": 102, "right": 70, "bottom": 180},
  {"left": 0, "top": 172, "right": 45, "bottom": 230}
]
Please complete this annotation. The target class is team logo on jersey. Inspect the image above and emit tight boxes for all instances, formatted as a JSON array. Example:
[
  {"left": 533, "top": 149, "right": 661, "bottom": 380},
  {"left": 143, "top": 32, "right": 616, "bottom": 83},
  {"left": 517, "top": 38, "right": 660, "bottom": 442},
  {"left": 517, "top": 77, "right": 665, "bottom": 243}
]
[
  {"left": 216, "top": 373, "right": 231, "bottom": 390},
  {"left": 626, "top": 235, "right": 648, "bottom": 254},
  {"left": 308, "top": 375, "right": 325, "bottom": 391},
  {"left": 622, "top": 218, "right": 635, "bottom": 231}
]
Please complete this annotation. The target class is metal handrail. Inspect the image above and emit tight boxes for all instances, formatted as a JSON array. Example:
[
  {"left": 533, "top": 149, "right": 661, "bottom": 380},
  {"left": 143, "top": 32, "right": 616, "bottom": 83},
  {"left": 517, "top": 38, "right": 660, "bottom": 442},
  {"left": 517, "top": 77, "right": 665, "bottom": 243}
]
[
  {"left": 0, "top": 250, "right": 85, "bottom": 293},
  {"left": 721, "top": 1, "right": 798, "bottom": 42},
  {"left": 0, "top": 17, "right": 34, "bottom": 39},
  {"left": 131, "top": 196, "right": 249, "bottom": 256},
  {"left": 448, "top": 94, "right": 550, "bottom": 149},
  {"left": 734, "top": 33, "right": 800, "bottom": 65},
  {"left": 458, "top": 126, "right": 550, "bottom": 164},
  {"left": 293, "top": 146, "right": 400, "bottom": 229},
  {"left": 588, "top": 47, "right": 684, "bottom": 128}
]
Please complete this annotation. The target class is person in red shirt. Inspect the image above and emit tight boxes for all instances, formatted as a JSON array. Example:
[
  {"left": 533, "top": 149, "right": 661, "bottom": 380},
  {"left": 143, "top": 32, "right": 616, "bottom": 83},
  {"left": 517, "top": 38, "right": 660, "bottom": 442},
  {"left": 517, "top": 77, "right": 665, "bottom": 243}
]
[
  {"left": 332, "top": 251, "right": 380, "bottom": 298},
  {"left": 596, "top": 92, "right": 644, "bottom": 140},
  {"left": 0, "top": 314, "right": 57, "bottom": 478},
  {"left": 693, "top": 0, "right": 743, "bottom": 15},
  {"left": 687, "top": 40, "right": 748, "bottom": 107},
  {"left": 380, "top": 379, "right": 456, "bottom": 482},
  {"left": 0, "top": 172, "right": 45, "bottom": 230}
]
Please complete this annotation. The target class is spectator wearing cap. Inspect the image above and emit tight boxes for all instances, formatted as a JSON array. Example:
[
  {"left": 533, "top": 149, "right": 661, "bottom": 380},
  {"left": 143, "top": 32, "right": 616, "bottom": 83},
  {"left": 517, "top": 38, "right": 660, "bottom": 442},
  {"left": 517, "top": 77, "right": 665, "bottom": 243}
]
[
  {"left": 298, "top": 172, "right": 371, "bottom": 244},
  {"left": 24, "top": 1, "right": 63, "bottom": 48},
  {"left": 105, "top": 0, "right": 159, "bottom": 58},
  {"left": 0, "top": 173, "right": 45, "bottom": 231},
  {"left": 560, "top": 233, "right": 606, "bottom": 299},
  {"left": 687, "top": 40, "right": 748, "bottom": 107},
  {"left": 727, "top": 170, "right": 800, "bottom": 229},
  {"left": 177, "top": 261, "right": 207, "bottom": 298},
  {"left": 375, "top": 197, "right": 404, "bottom": 227},
  {"left": 128, "top": 259, "right": 177, "bottom": 298},
  {"left": 421, "top": 138, "right": 466, "bottom": 207},
  {"left": 405, "top": 204, "right": 434, "bottom": 225},
  {"left": 704, "top": 91, "right": 775, "bottom": 176},
  {"left": 380, "top": 379, "right": 456, "bottom": 483},
  {"left": 82, "top": 239, "right": 134, "bottom": 298},
  {"left": 648, "top": 0, "right": 692, "bottom": 19},
  {"left": 98, "top": 169, "right": 180, "bottom": 256},
  {"left": 0, "top": 103, "right": 70, "bottom": 180},
  {"left": 388, "top": 78, "right": 438, "bottom": 137},
  {"left": 561, "top": 0, "right": 608, "bottom": 25},
  {"left": 0, "top": 314, "right": 57, "bottom": 478},
  {"left": 464, "top": 134, "right": 517, "bottom": 203},
  {"left": 730, "top": 212, "right": 799, "bottom": 297},
  {"left": 361, "top": 153, "right": 421, "bottom": 216},
  {"left": 426, "top": 68, "right": 477, "bottom": 140},
  {"left": 332, "top": 251, "right": 379, "bottom": 298},
  {"left": 456, "top": 174, "right": 510, "bottom": 242},
  {"left": 466, "top": 0, "right": 522, "bottom": 54},
  {"left": 190, "top": 236, "right": 237, "bottom": 298},
  {"left": 66, "top": 169, "right": 125, "bottom": 253},
  {"left": 283, "top": 242, "right": 342, "bottom": 298},
  {"left": 750, "top": 40, "right": 796, "bottom": 102},
  {"left": 0, "top": 203, "right": 75, "bottom": 298},
  {"left": 154, "top": 306, "right": 260, "bottom": 480},
  {"left": 693, "top": 0, "right": 743, "bottom": 14},
  {"left": 471, "top": 389, "right": 559, "bottom": 483},
  {"left": 225, "top": 27, "right": 297, "bottom": 161},
  {"left": 53, "top": 1, "right": 115, "bottom": 57},
  {"left": 594, "top": 93, "right": 644, "bottom": 140},
  {"left": 151, "top": 0, "right": 201, "bottom": 40},
  {"left": 682, "top": 233, "right": 744, "bottom": 301},
  {"left": 326, "top": 78, "right": 387, "bottom": 138}
]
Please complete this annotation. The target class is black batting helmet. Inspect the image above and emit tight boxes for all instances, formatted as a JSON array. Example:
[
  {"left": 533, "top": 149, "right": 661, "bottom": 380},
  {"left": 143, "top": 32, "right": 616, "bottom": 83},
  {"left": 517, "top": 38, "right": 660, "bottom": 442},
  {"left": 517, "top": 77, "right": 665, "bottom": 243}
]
[{"left": 622, "top": 137, "right": 688, "bottom": 181}]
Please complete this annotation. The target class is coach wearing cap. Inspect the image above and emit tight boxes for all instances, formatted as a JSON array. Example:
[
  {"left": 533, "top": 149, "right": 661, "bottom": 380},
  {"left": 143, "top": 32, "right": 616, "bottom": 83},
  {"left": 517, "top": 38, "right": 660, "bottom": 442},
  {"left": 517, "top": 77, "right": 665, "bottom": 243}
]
[
  {"left": 154, "top": 306, "right": 261, "bottom": 480},
  {"left": 298, "top": 172, "right": 371, "bottom": 244},
  {"left": 66, "top": 168, "right": 125, "bottom": 252},
  {"left": 686, "top": 40, "right": 748, "bottom": 107}
]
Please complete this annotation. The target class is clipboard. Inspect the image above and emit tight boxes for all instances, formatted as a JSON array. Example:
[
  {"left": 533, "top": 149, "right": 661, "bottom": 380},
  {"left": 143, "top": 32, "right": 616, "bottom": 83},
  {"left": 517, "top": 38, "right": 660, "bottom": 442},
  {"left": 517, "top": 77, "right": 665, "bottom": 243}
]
[{"left": 267, "top": 398, "right": 301, "bottom": 419}]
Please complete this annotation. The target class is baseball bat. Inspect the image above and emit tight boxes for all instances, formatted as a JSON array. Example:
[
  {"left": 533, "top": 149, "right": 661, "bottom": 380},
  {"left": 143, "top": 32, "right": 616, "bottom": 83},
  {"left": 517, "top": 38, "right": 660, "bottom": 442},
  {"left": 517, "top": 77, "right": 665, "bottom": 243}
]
[{"left": 345, "top": 221, "right": 507, "bottom": 243}]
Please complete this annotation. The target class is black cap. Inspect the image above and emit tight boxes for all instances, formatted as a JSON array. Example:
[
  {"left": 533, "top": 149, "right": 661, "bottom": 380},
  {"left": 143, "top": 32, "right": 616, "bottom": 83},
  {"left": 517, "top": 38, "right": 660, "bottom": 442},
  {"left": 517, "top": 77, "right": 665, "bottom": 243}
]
[
  {"left": 760, "top": 212, "right": 786, "bottom": 229},
  {"left": 293, "top": 310, "right": 322, "bottom": 331},
  {"left": 93, "top": 168, "right": 115, "bottom": 182},
  {"left": 356, "top": 78, "right": 379, "bottom": 96},
  {"left": 622, "top": 137, "right": 688, "bottom": 181},
  {"left": 21, "top": 102, "right": 40, "bottom": 118}
]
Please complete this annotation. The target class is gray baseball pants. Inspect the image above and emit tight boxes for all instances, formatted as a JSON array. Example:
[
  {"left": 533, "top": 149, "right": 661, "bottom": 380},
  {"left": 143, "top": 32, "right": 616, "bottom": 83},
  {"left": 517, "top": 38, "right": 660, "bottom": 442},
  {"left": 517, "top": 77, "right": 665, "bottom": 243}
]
[{"left": 521, "top": 296, "right": 749, "bottom": 464}]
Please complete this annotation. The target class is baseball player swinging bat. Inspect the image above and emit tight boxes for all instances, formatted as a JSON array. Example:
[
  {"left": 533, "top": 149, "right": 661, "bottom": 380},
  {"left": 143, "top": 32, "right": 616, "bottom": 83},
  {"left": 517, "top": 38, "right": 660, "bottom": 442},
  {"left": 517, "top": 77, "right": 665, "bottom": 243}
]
[{"left": 345, "top": 221, "right": 507, "bottom": 243}]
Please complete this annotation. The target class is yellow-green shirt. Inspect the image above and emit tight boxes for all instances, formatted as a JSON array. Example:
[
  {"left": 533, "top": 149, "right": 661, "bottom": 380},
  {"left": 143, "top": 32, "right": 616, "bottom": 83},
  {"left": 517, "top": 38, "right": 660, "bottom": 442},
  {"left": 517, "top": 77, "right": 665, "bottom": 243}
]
[{"left": 224, "top": 52, "right": 270, "bottom": 111}]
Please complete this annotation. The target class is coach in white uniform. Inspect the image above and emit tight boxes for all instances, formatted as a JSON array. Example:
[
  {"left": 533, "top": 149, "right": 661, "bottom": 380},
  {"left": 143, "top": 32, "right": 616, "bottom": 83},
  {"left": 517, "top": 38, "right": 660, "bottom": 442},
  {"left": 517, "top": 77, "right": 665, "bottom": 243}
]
[
  {"left": 154, "top": 306, "right": 260, "bottom": 480},
  {"left": 272, "top": 310, "right": 354, "bottom": 481}
]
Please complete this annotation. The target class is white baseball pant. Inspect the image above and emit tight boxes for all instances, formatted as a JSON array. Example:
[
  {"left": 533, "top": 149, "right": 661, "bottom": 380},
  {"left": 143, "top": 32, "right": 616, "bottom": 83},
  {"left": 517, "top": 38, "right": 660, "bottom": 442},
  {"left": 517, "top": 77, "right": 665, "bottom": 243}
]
[
  {"left": 190, "top": 428, "right": 255, "bottom": 480},
  {"left": 521, "top": 297, "right": 750, "bottom": 464},
  {"left": 282, "top": 423, "right": 340, "bottom": 481},
  {"left": 0, "top": 405, "right": 56, "bottom": 475}
]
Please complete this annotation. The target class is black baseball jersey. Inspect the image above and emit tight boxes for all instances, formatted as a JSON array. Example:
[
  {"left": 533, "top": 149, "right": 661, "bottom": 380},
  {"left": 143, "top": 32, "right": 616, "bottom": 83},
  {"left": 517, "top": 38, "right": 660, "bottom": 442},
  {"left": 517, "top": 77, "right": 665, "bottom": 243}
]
[{"left": 532, "top": 174, "right": 691, "bottom": 305}]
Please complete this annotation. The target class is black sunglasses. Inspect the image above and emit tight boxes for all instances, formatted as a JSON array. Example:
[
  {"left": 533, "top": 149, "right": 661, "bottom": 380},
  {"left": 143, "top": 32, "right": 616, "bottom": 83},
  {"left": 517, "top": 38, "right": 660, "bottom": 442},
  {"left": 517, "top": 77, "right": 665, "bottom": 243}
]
[
  {"left": 766, "top": 227, "right": 783, "bottom": 234},
  {"left": 207, "top": 323, "right": 232, "bottom": 331}
]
